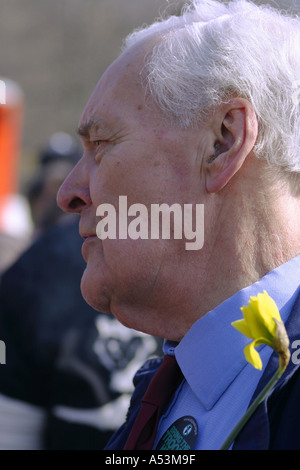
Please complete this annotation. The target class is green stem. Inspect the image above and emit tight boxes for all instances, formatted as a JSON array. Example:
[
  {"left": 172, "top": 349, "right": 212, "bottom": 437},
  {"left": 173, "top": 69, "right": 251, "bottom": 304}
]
[{"left": 219, "top": 360, "right": 285, "bottom": 450}]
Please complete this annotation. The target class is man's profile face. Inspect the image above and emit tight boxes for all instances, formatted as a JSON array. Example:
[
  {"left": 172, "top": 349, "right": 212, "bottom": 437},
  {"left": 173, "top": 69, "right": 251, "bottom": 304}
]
[{"left": 57, "top": 41, "right": 207, "bottom": 339}]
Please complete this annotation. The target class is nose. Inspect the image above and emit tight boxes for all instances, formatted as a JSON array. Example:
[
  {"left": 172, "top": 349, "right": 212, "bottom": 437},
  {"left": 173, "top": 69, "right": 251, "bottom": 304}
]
[{"left": 57, "top": 161, "right": 91, "bottom": 214}]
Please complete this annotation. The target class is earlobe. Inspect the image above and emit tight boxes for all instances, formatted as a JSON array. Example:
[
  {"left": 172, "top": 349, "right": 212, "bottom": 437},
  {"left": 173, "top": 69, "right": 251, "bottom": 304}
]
[{"left": 205, "top": 99, "right": 258, "bottom": 193}]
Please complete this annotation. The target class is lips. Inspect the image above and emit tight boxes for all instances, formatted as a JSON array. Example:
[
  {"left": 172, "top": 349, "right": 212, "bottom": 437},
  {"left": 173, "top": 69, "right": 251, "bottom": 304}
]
[
  {"left": 80, "top": 232, "right": 98, "bottom": 261},
  {"left": 79, "top": 218, "right": 99, "bottom": 246},
  {"left": 80, "top": 233, "right": 97, "bottom": 240},
  {"left": 79, "top": 225, "right": 97, "bottom": 240}
]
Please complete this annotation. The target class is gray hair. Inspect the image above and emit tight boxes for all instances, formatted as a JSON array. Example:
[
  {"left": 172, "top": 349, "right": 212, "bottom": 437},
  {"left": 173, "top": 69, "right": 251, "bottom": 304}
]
[{"left": 123, "top": 0, "right": 300, "bottom": 174}]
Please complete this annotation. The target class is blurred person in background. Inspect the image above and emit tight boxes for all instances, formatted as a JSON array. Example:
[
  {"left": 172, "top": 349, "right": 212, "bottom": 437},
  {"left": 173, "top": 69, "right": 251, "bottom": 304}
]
[{"left": 26, "top": 132, "right": 82, "bottom": 238}]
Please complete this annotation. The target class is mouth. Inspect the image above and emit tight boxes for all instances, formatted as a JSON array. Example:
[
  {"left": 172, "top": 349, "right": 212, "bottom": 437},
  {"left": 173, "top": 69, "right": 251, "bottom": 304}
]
[
  {"left": 79, "top": 227, "right": 97, "bottom": 239},
  {"left": 80, "top": 230, "right": 98, "bottom": 250},
  {"left": 81, "top": 234, "right": 97, "bottom": 242},
  {"left": 80, "top": 233, "right": 98, "bottom": 262}
]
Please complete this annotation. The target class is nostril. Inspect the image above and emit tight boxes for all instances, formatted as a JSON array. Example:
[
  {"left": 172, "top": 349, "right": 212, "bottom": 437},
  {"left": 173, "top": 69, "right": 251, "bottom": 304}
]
[{"left": 69, "top": 197, "right": 85, "bottom": 211}]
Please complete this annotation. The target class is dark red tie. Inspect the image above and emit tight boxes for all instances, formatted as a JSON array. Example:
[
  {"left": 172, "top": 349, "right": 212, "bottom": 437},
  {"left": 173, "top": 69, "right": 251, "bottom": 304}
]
[{"left": 123, "top": 354, "right": 183, "bottom": 450}]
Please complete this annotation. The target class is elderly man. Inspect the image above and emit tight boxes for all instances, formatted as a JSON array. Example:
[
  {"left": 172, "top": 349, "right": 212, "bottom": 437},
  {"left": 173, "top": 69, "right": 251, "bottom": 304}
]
[{"left": 57, "top": 0, "right": 300, "bottom": 450}]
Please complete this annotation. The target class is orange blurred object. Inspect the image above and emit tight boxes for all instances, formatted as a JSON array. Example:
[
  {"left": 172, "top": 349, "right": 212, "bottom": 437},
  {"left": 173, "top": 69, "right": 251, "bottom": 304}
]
[{"left": 0, "top": 78, "right": 24, "bottom": 231}]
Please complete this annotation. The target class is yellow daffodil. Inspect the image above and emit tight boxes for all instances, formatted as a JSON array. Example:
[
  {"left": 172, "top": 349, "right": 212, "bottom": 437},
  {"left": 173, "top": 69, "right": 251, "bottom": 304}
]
[
  {"left": 231, "top": 290, "right": 290, "bottom": 370},
  {"left": 220, "top": 290, "right": 291, "bottom": 450}
]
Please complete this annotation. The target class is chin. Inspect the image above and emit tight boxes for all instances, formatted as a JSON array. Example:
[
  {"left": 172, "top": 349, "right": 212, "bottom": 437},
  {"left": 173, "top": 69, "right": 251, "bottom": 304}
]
[{"left": 80, "top": 265, "right": 111, "bottom": 314}]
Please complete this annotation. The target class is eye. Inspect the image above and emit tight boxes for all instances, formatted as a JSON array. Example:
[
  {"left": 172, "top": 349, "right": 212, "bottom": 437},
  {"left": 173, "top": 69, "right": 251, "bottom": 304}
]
[
  {"left": 93, "top": 139, "right": 107, "bottom": 154},
  {"left": 93, "top": 139, "right": 107, "bottom": 163}
]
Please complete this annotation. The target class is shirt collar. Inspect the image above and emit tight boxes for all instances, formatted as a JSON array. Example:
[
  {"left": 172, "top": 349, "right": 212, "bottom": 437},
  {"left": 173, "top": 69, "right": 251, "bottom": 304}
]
[{"left": 168, "top": 254, "right": 300, "bottom": 411}]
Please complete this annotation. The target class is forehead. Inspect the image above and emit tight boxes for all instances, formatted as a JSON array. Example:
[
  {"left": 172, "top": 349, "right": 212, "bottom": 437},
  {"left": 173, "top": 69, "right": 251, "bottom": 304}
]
[{"left": 78, "top": 42, "right": 151, "bottom": 133}]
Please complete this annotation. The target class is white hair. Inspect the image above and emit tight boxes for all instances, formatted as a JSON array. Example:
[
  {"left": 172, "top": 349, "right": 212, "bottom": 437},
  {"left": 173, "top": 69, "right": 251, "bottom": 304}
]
[{"left": 123, "top": 0, "right": 300, "bottom": 174}]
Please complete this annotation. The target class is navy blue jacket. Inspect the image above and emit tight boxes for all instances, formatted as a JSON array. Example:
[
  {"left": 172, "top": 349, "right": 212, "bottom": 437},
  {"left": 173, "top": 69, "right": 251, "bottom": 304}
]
[{"left": 105, "top": 292, "right": 300, "bottom": 450}]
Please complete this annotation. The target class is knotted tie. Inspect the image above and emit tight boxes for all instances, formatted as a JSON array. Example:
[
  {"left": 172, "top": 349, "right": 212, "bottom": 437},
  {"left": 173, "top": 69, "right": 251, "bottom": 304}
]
[{"left": 123, "top": 354, "right": 183, "bottom": 450}]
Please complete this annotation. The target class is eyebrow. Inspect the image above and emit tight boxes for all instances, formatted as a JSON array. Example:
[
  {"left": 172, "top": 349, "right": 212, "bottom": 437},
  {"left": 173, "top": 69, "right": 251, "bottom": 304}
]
[{"left": 76, "top": 117, "right": 112, "bottom": 138}]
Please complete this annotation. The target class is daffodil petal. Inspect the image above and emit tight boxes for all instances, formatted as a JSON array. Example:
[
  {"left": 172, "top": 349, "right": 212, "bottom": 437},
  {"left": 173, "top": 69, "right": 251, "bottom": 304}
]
[
  {"left": 244, "top": 341, "right": 263, "bottom": 370},
  {"left": 256, "top": 290, "right": 282, "bottom": 333},
  {"left": 231, "top": 319, "right": 254, "bottom": 339},
  {"left": 232, "top": 291, "right": 289, "bottom": 370},
  {"left": 241, "top": 302, "right": 271, "bottom": 339},
  {"left": 241, "top": 292, "right": 278, "bottom": 341}
]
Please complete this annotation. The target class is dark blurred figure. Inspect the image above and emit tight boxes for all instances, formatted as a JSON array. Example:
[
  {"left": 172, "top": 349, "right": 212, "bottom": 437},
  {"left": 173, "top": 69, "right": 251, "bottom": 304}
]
[
  {"left": 0, "top": 220, "right": 162, "bottom": 449},
  {"left": 26, "top": 132, "right": 82, "bottom": 236},
  {"left": 0, "top": 232, "right": 28, "bottom": 275}
]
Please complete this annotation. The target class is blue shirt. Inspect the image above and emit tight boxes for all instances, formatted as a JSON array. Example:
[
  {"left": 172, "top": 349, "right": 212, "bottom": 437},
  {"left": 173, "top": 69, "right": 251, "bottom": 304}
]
[{"left": 153, "top": 254, "right": 300, "bottom": 450}]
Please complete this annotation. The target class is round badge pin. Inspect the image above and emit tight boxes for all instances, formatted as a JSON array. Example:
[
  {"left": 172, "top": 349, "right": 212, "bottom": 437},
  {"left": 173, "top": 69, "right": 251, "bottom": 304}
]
[{"left": 156, "top": 416, "right": 198, "bottom": 450}]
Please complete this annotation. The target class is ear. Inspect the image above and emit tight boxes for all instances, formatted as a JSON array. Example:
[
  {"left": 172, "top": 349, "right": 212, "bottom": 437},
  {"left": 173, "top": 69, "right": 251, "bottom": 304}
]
[{"left": 205, "top": 98, "right": 258, "bottom": 193}]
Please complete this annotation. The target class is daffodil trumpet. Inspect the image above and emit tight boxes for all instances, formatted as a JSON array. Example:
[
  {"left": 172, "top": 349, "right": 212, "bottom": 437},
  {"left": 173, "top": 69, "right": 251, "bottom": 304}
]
[{"left": 220, "top": 291, "right": 290, "bottom": 450}]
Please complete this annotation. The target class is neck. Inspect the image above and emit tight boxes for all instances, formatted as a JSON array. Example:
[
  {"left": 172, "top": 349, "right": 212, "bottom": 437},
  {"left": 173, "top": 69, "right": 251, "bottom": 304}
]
[{"left": 190, "top": 168, "right": 300, "bottom": 328}]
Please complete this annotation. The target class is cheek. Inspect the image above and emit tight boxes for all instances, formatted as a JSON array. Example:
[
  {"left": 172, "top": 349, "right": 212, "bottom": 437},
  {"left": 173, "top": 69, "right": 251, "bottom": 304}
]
[
  {"left": 102, "top": 238, "right": 159, "bottom": 284},
  {"left": 80, "top": 236, "right": 161, "bottom": 312},
  {"left": 90, "top": 149, "right": 172, "bottom": 208},
  {"left": 100, "top": 238, "right": 168, "bottom": 301}
]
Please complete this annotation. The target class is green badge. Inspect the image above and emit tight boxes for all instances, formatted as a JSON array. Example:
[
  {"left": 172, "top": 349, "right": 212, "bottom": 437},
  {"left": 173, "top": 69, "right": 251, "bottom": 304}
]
[{"left": 156, "top": 416, "right": 198, "bottom": 450}]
